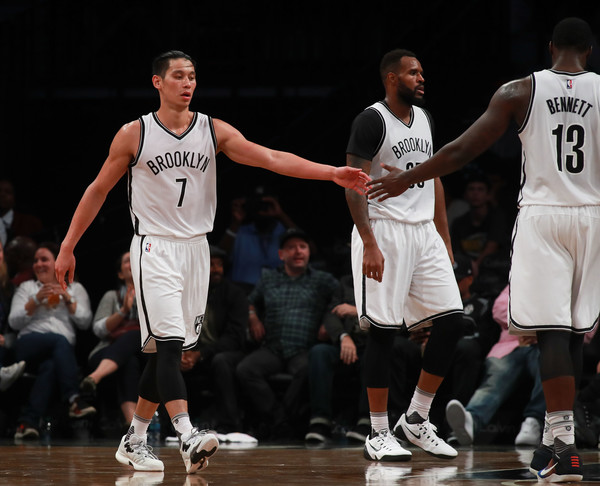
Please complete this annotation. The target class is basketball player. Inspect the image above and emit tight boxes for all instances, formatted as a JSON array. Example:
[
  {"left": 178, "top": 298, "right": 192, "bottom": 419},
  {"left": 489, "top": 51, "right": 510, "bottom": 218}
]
[
  {"left": 345, "top": 48, "right": 464, "bottom": 462},
  {"left": 54, "top": 50, "right": 369, "bottom": 475},
  {"left": 367, "top": 18, "right": 598, "bottom": 483}
]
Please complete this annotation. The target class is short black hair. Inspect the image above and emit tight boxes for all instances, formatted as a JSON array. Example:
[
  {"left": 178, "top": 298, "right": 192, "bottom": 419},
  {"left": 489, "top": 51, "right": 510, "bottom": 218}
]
[
  {"left": 152, "top": 50, "right": 196, "bottom": 77},
  {"left": 380, "top": 49, "right": 417, "bottom": 82},
  {"left": 552, "top": 17, "right": 594, "bottom": 52}
]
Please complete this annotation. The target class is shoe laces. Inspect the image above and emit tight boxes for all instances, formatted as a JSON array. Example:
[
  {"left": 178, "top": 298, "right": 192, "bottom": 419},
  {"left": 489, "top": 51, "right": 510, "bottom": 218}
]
[
  {"left": 130, "top": 438, "right": 158, "bottom": 459},
  {"left": 414, "top": 419, "right": 442, "bottom": 445}
]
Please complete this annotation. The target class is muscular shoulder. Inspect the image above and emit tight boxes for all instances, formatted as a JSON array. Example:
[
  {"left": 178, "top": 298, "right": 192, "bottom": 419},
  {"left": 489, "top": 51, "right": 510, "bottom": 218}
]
[{"left": 495, "top": 77, "right": 532, "bottom": 104}]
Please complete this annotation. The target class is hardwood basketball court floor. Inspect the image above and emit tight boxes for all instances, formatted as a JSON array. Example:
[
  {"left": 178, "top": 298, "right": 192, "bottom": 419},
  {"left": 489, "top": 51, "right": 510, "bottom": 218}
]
[{"left": 2, "top": 438, "right": 600, "bottom": 485}]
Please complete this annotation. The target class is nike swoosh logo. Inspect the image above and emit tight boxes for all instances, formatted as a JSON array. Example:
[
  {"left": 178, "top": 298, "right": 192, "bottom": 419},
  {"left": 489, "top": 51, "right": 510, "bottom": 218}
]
[
  {"left": 406, "top": 427, "right": 421, "bottom": 440},
  {"left": 538, "top": 461, "right": 557, "bottom": 478}
]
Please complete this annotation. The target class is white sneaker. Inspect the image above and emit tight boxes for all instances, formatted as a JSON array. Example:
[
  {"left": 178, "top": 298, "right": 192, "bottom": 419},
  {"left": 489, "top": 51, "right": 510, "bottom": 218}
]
[
  {"left": 363, "top": 428, "right": 412, "bottom": 462},
  {"left": 115, "top": 434, "right": 164, "bottom": 471},
  {"left": 180, "top": 428, "right": 219, "bottom": 473},
  {"left": 0, "top": 361, "right": 26, "bottom": 391},
  {"left": 445, "top": 399, "right": 474, "bottom": 446},
  {"left": 514, "top": 417, "right": 541, "bottom": 446},
  {"left": 395, "top": 412, "right": 458, "bottom": 459}
]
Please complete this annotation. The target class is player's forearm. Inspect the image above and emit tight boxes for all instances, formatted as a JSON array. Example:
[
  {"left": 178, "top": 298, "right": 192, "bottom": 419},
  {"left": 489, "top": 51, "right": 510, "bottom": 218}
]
[
  {"left": 265, "top": 150, "right": 336, "bottom": 181},
  {"left": 345, "top": 189, "right": 377, "bottom": 247},
  {"left": 61, "top": 183, "right": 108, "bottom": 251},
  {"left": 405, "top": 141, "right": 473, "bottom": 186}
]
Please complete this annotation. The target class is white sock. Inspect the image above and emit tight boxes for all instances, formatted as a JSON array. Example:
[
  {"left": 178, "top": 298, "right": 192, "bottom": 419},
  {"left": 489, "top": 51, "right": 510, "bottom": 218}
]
[
  {"left": 547, "top": 410, "right": 575, "bottom": 446},
  {"left": 541, "top": 412, "right": 553, "bottom": 447},
  {"left": 127, "top": 413, "right": 151, "bottom": 439},
  {"left": 370, "top": 411, "right": 389, "bottom": 434},
  {"left": 406, "top": 387, "right": 435, "bottom": 422},
  {"left": 172, "top": 412, "right": 193, "bottom": 439}
]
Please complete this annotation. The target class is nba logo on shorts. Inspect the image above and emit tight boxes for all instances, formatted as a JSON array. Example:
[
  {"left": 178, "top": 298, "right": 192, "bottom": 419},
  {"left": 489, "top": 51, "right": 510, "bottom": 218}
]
[
  {"left": 194, "top": 315, "right": 204, "bottom": 335},
  {"left": 566, "top": 79, "right": 573, "bottom": 89},
  {"left": 145, "top": 242, "right": 152, "bottom": 253}
]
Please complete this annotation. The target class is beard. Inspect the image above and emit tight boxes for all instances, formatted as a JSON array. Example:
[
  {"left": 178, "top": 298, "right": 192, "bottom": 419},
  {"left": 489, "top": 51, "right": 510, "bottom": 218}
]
[{"left": 398, "top": 85, "right": 426, "bottom": 107}]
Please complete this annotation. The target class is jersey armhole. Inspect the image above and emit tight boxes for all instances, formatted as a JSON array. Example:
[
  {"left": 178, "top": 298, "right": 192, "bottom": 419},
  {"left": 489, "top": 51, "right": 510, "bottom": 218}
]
[
  {"left": 130, "top": 117, "right": 145, "bottom": 167},
  {"left": 517, "top": 74, "right": 535, "bottom": 134}
]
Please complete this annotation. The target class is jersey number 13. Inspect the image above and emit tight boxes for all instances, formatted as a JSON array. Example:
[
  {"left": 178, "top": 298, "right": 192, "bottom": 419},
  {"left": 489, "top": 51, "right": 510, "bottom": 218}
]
[{"left": 551, "top": 123, "right": 585, "bottom": 174}]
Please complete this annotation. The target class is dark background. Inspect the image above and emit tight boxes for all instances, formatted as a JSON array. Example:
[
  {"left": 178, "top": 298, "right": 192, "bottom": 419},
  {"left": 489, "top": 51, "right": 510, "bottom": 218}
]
[{"left": 2, "top": 0, "right": 600, "bottom": 305}]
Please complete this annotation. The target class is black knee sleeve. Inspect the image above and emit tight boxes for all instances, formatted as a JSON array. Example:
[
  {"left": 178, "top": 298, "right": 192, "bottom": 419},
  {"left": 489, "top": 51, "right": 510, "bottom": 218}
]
[
  {"left": 155, "top": 340, "right": 187, "bottom": 403},
  {"left": 138, "top": 354, "right": 161, "bottom": 404},
  {"left": 364, "top": 325, "right": 395, "bottom": 388},
  {"left": 422, "top": 313, "right": 464, "bottom": 377},
  {"left": 537, "top": 330, "right": 581, "bottom": 382}
]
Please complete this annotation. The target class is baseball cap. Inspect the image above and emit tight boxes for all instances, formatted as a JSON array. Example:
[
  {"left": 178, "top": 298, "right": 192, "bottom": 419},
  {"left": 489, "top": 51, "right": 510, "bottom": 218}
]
[
  {"left": 279, "top": 228, "right": 310, "bottom": 248},
  {"left": 209, "top": 245, "right": 227, "bottom": 260}
]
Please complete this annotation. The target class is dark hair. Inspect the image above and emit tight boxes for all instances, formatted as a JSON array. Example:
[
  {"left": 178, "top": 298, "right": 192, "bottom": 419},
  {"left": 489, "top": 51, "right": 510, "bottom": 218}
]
[
  {"left": 552, "top": 17, "right": 594, "bottom": 52},
  {"left": 152, "top": 50, "right": 196, "bottom": 77},
  {"left": 38, "top": 241, "right": 60, "bottom": 260},
  {"left": 380, "top": 49, "right": 417, "bottom": 83}
]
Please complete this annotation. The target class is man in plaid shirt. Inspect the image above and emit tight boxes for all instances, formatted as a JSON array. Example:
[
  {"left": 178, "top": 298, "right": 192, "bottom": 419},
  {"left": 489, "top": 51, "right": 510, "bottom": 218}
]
[{"left": 237, "top": 228, "right": 340, "bottom": 439}]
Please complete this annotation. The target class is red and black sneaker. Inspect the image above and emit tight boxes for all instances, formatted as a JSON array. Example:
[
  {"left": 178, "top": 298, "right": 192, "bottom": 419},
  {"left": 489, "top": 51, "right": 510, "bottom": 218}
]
[{"left": 537, "top": 446, "right": 583, "bottom": 483}]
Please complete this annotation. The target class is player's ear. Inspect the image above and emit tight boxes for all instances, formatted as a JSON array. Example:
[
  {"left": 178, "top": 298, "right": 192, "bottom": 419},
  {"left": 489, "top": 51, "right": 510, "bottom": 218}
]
[{"left": 152, "top": 75, "right": 162, "bottom": 89}]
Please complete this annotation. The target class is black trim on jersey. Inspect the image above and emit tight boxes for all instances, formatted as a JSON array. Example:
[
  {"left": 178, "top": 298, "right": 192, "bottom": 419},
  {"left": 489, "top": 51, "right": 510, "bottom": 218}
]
[
  {"left": 361, "top": 314, "right": 404, "bottom": 330},
  {"left": 517, "top": 74, "right": 535, "bottom": 134},
  {"left": 208, "top": 116, "right": 217, "bottom": 152},
  {"left": 128, "top": 117, "right": 145, "bottom": 235},
  {"left": 379, "top": 100, "right": 415, "bottom": 128},
  {"left": 548, "top": 69, "right": 588, "bottom": 76},
  {"left": 422, "top": 108, "right": 435, "bottom": 140},
  {"left": 131, "top": 116, "right": 145, "bottom": 168},
  {"left": 405, "top": 309, "right": 464, "bottom": 331},
  {"left": 517, "top": 151, "right": 526, "bottom": 208},
  {"left": 152, "top": 111, "right": 198, "bottom": 140},
  {"left": 137, "top": 236, "right": 153, "bottom": 340}
]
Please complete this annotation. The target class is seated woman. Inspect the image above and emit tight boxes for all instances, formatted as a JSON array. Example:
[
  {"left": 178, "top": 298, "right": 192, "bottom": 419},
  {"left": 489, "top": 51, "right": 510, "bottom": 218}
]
[
  {"left": 9, "top": 241, "right": 95, "bottom": 440},
  {"left": 80, "top": 251, "right": 144, "bottom": 424}
]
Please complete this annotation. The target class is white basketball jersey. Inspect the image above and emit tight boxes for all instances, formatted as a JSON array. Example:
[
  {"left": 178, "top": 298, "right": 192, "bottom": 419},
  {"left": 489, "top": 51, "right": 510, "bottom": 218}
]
[
  {"left": 129, "top": 112, "right": 217, "bottom": 238},
  {"left": 518, "top": 69, "right": 600, "bottom": 207},
  {"left": 367, "top": 102, "right": 435, "bottom": 223}
]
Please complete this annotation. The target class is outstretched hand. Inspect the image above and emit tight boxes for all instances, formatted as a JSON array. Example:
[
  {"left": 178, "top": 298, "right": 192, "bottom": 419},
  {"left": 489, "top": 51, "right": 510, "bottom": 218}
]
[
  {"left": 367, "top": 163, "right": 410, "bottom": 201},
  {"left": 333, "top": 166, "right": 371, "bottom": 195}
]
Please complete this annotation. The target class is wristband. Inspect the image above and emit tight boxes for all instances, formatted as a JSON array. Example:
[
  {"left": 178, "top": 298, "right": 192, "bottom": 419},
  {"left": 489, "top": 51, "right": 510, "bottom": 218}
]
[{"left": 339, "top": 332, "right": 349, "bottom": 342}]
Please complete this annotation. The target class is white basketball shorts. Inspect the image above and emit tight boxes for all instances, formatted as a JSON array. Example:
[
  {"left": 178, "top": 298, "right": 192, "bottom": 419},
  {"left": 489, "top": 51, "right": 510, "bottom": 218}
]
[
  {"left": 509, "top": 205, "right": 600, "bottom": 335},
  {"left": 351, "top": 219, "right": 463, "bottom": 330},
  {"left": 130, "top": 234, "right": 210, "bottom": 353}
]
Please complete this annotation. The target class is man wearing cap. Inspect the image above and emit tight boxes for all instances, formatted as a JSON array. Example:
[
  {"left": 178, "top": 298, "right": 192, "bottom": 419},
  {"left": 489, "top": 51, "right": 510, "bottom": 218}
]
[{"left": 236, "top": 228, "right": 340, "bottom": 439}]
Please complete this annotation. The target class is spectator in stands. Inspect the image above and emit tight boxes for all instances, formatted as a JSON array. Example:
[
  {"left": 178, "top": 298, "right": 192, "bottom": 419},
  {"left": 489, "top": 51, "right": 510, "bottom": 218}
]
[
  {"left": 237, "top": 228, "right": 339, "bottom": 439},
  {"left": 304, "top": 274, "right": 369, "bottom": 443},
  {"left": 450, "top": 174, "right": 509, "bottom": 277},
  {"left": 446, "top": 284, "right": 546, "bottom": 447},
  {"left": 9, "top": 242, "right": 95, "bottom": 439},
  {"left": 80, "top": 251, "right": 144, "bottom": 425},
  {"left": 219, "top": 186, "right": 298, "bottom": 292},
  {"left": 4, "top": 236, "right": 37, "bottom": 286}
]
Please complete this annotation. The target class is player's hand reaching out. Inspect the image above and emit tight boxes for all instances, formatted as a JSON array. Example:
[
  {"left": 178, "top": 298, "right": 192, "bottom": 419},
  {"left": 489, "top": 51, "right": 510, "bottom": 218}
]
[
  {"left": 367, "top": 163, "right": 410, "bottom": 201},
  {"left": 333, "top": 166, "right": 371, "bottom": 195}
]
